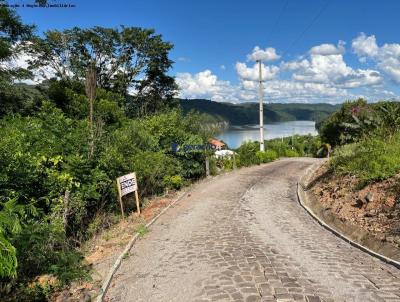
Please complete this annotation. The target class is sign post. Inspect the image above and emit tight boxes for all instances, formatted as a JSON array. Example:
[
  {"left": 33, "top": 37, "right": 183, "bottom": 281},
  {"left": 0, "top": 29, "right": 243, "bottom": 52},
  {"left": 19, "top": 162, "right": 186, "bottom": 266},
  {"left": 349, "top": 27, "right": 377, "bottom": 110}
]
[{"left": 116, "top": 172, "right": 140, "bottom": 217}]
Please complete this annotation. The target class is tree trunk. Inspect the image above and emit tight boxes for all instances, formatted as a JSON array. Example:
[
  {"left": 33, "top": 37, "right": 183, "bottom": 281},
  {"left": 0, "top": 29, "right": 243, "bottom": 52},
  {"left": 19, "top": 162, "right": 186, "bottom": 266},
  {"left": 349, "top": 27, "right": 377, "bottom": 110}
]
[{"left": 85, "top": 63, "right": 96, "bottom": 158}]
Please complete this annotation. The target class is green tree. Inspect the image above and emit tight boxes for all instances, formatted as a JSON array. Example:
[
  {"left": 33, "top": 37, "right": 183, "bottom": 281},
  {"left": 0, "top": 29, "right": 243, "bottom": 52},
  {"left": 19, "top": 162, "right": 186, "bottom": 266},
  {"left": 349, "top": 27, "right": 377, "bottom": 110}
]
[
  {"left": 27, "top": 26, "right": 177, "bottom": 115},
  {"left": 0, "top": 2, "right": 35, "bottom": 116},
  {"left": 319, "top": 99, "right": 370, "bottom": 147}
]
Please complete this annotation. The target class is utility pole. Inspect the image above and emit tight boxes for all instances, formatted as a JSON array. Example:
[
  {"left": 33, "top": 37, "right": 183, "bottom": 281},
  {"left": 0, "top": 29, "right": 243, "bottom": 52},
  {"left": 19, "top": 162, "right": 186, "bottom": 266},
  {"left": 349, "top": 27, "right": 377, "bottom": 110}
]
[{"left": 257, "top": 60, "right": 265, "bottom": 151}]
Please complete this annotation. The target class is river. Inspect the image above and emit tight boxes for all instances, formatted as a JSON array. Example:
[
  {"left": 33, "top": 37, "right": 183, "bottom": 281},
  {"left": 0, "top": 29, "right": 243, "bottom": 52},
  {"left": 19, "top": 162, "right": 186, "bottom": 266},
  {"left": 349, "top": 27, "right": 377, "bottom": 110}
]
[{"left": 216, "top": 120, "right": 318, "bottom": 149}]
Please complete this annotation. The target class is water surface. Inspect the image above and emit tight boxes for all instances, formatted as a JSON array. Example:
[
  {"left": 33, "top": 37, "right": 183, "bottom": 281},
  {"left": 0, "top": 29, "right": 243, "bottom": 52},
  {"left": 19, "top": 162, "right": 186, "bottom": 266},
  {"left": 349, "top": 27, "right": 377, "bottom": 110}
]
[{"left": 217, "top": 120, "right": 317, "bottom": 149}]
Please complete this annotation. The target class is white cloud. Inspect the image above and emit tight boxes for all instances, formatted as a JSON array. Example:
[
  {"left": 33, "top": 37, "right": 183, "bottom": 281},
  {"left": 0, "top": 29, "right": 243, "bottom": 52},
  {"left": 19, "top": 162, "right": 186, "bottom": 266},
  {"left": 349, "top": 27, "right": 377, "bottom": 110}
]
[
  {"left": 309, "top": 41, "right": 345, "bottom": 56},
  {"left": 264, "top": 80, "right": 350, "bottom": 103},
  {"left": 235, "top": 62, "right": 279, "bottom": 81},
  {"left": 176, "top": 70, "right": 248, "bottom": 102},
  {"left": 176, "top": 37, "right": 398, "bottom": 104},
  {"left": 284, "top": 41, "right": 382, "bottom": 88},
  {"left": 281, "top": 59, "right": 310, "bottom": 71},
  {"left": 177, "top": 68, "right": 396, "bottom": 103},
  {"left": 352, "top": 33, "right": 400, "bottom": 83},
  {"left": 247, "top": 46, "right": 280, "bottom": 62},
  {"left": 352, "top": 33, "right": 379, "bottom": 58},
  {"left": 0, "top": 50, "right": 56, "bottom": 84}
]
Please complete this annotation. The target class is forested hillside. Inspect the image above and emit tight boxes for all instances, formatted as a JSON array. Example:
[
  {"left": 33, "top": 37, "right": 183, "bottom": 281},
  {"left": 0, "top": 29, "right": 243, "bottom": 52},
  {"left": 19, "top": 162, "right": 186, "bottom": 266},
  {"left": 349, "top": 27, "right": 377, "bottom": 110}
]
[{"left": 179, "top": 98, "right": 340, "bottom": 125}]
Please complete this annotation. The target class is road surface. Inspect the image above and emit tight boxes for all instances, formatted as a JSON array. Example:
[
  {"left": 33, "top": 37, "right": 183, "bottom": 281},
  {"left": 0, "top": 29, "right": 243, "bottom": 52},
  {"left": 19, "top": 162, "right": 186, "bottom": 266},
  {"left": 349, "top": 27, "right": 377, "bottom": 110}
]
[{"left": 105, "top": 158, "right": 400, "bottom": 302}]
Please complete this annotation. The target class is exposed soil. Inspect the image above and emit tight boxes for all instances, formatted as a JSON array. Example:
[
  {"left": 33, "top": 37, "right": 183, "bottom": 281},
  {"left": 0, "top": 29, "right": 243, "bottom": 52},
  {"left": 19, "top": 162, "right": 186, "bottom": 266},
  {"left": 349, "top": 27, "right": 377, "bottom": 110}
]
[
  {"left": 51, "top": 191, "right": 181, "bottom": 302},
  {"left": 310, "top": 164, "right": 400, "bottom": 249}
]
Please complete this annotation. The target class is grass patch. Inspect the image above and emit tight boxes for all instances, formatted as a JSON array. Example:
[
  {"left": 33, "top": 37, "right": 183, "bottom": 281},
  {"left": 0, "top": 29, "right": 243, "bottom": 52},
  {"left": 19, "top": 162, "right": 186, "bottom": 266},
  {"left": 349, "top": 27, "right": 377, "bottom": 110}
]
[
  {"left": 135, "top": 224, "right": 149, "bottom": 237},
  {"left": 331, "top": 132, "right": 400, "bottom": 185}
]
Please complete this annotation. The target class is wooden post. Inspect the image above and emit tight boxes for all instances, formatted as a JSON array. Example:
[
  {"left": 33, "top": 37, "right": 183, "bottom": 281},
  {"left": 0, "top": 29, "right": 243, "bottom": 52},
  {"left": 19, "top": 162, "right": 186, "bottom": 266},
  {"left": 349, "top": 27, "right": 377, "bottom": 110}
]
[
  {"left": 134, "top": 190, "right": 141, "bottom": 215},
  {"left": 205, "top": 157, "right": 210, "bottom": 177},
  {"left": 116, "top": 179, "right": 125, "bottom": 218},
  {"left": 233, "top": 152, "right": 237, "bottom": 169}
]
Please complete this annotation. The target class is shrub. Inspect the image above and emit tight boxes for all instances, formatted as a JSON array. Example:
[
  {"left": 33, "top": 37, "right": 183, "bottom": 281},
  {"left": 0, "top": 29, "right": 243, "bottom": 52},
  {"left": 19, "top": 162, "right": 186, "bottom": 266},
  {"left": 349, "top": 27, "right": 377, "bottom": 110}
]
[
  {"left": 163, "top": 175, "right": 183, "bottom": 190},
  {"left": 256, "top": 150, "right": 278, "bottom": 163},
  {"left": 284, "top": 149, "right": 299, "bottom": 157},
  {"left": 237, "top": 141, "right": 260, "bottom": 167},
  {"left": 208, "top": 156, "right": 218, "bottom": 176},
  {"left": 331, "top": 133, "right": 400, "bottom": 184},
  {"left": 319, "top": 98, "right": 370, "bottom": 147},
  {"left": 319, "top": 99, "right": 400, "bottom": 147}
]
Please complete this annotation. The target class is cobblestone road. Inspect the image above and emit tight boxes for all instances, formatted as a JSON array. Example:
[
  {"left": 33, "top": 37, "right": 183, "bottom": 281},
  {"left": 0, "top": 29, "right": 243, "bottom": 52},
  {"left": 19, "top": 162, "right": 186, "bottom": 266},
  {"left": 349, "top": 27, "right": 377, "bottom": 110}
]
[{"left": 105, "top": 158, "right": 400, "bottom": 302}]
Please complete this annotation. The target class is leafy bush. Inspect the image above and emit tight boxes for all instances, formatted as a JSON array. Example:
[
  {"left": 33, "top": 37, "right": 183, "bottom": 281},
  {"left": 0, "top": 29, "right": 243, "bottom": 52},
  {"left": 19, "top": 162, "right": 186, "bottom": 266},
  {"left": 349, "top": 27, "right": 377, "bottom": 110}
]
[
  {"left": 284, "top": 149, "right": 300, "bottom": 157},
  {"left": 0, "top": 198, "right": 24, "bottom": 278},
  {"left": 319, "top": 99, "right": 400, "bottom": 147},
  {"left": 331, "top": 133, "right": 400, "bottom": 184},
  {"left": 237, "top": 141, "right": 260, "bottom": 167},
  {"left": 163, "top": 175, "right": 184, "bottom": 190},
  {"left": 235, "top": 135, "right": 320, "bottom": 168},
  {"left": 319, "top": 99, "right": 370, "bottom": 147},
  {"left": 213, "top": 156, "right": 237, "bottom": 171},
  {"left": 256, "top": 150, "right": 278, "bottom": 163},
  {"left": 264, "top": 135, "right": 321, "bottom": 158}
]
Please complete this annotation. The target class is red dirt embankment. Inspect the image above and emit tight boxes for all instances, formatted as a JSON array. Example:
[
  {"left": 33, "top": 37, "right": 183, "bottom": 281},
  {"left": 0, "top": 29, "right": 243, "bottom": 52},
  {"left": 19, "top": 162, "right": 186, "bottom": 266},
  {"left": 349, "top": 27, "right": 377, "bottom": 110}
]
[{"left": 311, "top": 164, "right": 400, "bottom": 249}]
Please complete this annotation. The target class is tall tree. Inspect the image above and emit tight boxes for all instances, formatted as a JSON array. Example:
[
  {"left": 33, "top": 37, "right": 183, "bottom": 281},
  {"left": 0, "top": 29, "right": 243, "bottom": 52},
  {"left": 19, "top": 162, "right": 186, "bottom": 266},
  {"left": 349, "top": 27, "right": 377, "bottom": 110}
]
[
  {"left": 0, "top": 2, "right": 35, "bottom": 115},
  {"left": 28, "top": 26, "right": 177, "bottom": 115}
]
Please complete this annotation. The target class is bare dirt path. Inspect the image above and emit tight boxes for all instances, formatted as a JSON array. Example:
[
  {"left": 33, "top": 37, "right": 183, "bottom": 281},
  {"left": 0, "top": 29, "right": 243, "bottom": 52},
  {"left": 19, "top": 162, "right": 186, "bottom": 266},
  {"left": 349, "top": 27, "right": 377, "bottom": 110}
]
[{"left": 105, "top": 158, "right": 400, "bottom": 302}]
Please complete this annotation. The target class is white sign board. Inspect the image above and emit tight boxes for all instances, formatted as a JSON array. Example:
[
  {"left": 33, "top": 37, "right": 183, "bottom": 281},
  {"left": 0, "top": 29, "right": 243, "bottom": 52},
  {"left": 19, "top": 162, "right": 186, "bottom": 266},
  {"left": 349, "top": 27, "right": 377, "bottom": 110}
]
[{"left": 117, "top": 173, "right": 138, "bottom": 197}]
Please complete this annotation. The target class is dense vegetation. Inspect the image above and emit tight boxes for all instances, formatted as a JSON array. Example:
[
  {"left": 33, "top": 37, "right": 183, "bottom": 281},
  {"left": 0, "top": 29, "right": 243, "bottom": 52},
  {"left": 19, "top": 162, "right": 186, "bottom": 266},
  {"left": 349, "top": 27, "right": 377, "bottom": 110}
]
[
  {"left": 210, "top": 135, "right": 322, "bottom": 174},
  {"left": 0, "top": 5, "right": 215, "bottom": 300},
  {"left": 179, "top": 99, "right": 340, "bottom": 125},
  {"left": 319, "top": 99, "right": 400, "bottom": 185}
]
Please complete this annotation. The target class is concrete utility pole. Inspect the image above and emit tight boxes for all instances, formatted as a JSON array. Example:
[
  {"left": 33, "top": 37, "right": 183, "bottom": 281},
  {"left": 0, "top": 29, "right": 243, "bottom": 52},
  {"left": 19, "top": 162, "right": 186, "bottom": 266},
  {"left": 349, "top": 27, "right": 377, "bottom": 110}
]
[{"left": 257, "top": 60, "right": 265, "bottom": 151}]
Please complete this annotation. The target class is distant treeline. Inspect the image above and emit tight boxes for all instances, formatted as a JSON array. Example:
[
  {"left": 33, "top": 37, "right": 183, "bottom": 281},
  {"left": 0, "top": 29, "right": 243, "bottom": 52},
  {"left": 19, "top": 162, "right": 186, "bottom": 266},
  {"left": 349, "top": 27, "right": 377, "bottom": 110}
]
[{"left": 178, "top": 99, "right": 341, "bottom": 125}]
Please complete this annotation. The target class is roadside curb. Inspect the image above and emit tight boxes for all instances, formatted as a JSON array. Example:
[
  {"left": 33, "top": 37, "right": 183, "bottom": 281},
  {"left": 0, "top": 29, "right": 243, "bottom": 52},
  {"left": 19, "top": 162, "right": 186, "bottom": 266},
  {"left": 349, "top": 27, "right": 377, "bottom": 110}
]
[
  {"left": 95, "top": 187, "right": 193, "bottom": 302},
  {"left": 297, "top": 162, "right": 400, "bottom": 270}
]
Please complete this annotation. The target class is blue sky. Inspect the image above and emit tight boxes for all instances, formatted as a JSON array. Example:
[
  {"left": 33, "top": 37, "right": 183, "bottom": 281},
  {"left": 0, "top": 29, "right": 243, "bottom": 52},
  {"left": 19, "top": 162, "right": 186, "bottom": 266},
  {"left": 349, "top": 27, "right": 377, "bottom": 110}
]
[{"left": 14, "top": 0, "right": 400, "bottom": 103}]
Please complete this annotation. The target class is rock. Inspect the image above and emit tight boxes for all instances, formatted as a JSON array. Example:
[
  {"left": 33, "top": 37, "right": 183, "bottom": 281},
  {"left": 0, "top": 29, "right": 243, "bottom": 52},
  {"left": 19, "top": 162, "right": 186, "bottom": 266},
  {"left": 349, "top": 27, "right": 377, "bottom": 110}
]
[
  {"left": 364, "top": 192, "right": 374, "bottom": 203},
  {"left": 352, "top": 198, "right": 364, "bottom": 208}
]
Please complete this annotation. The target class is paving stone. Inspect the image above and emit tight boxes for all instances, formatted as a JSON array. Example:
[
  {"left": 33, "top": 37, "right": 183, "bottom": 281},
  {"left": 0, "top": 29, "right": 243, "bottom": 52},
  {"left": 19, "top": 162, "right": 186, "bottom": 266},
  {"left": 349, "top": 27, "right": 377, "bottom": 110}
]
[{"left": 105, "top": 159, "right": 400, "bottom": 302}]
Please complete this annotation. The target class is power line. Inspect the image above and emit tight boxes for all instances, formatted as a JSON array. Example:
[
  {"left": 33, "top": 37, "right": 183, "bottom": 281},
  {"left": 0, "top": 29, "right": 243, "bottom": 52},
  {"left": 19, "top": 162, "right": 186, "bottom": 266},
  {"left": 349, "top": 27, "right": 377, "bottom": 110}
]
[
  {"left": 266, "top": 0, "right": 290, "bottom": 41},
  {"left": 283, "top": 0, "right": 331, "bottom": 55}
]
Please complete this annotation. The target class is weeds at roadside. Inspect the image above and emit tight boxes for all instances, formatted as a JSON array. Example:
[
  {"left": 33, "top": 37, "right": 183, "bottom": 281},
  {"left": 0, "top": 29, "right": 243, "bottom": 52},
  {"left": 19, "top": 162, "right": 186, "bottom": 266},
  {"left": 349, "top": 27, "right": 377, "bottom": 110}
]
[
  {"left": 122, "top": 252, "right": 130, "bottom": 260},
  {"left": 135, "top": 225, "right": 149, "bottom": 237}
]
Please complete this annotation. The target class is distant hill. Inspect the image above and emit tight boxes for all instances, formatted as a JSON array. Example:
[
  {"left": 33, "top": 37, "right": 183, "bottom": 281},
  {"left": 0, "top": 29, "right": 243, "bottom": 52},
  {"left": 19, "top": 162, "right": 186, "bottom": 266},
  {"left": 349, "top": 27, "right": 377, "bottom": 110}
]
[{"left": 178, "top": 99, "right": 340, "bottom": 125}]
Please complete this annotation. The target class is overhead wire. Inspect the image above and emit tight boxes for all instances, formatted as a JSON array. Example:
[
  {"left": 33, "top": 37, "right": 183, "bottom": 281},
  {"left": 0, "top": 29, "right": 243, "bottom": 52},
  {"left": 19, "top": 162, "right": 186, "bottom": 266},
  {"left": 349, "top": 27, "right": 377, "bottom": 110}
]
[
  {"left": 266, "top": 0, "right": 290, "bottom": 42},
  {"left": 283, "top": 0, "right": 331, "bottom": 55}
]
